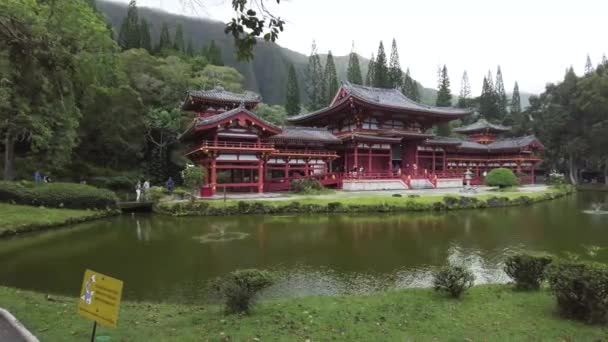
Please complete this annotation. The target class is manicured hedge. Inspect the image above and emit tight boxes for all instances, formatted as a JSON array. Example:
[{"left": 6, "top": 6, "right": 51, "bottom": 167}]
[
  {"left": 155, "top": 187, "right": 573, "bottom": 217},
  {"left": 0, "top": 181, "right": 119, "bottom": 209},
  {"left": 547, "top": 260, "right": 608, "bottom": 324}
]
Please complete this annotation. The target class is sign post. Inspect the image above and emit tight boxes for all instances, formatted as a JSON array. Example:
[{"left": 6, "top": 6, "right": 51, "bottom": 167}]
[{"left": 78, "top": 269, "right": 123, "bottom": 341}]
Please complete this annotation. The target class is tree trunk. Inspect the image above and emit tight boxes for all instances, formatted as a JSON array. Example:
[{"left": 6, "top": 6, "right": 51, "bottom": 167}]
[
  {"left": 3, "top": 133, "right": 16, "bottom": 181},
  {"left": 604, "top": 160, "right": 608, "bottom": 185},
  {"left": 568, "top": 154, "right": 578, "bottom": 185}
]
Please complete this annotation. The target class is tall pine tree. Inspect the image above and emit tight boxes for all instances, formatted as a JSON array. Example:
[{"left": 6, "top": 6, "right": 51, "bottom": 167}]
[
  {"left": 495, "top": 66, "right": 507, "bottom": 120},
  {"left": 157, "top": 22, "right": 172, "bottom": 51},
  {"left": 186, "top": 39, "right": 194, "bottom": 56},
  {"left": 388, "top": 38, "right": 402, "bottom": 88},
  {"left": 306, "top": 41, "right": 324, "bottom": 110},
  {"left": 324, "top": 51, "right": 339, "bottom": 105},
  {"left": 479, "top": 72, "right": 499, "bottom": 121},
  {"left": 435, "top": 65, "right": 452, "bottom": 136},
  {"left": 173, "top": 24, "right": 185, "bottom": 52},
  {"left": 285, "top": 64, "right": 301, "bottom": 116},
  {"left": 458, "top": 71, "right": 471, "bottom": 108},
  {"left": 373, "top": 41, "right": 389, "bottom": 88},
  {"left": 118, "top": 0, "right": 140, "bottom": 50},
  {"left": 505, "top": 81, "right": 521, "bottom": 126},
  {"left": 206, "top": 40, "right": 224, "bottom": 66},
  {"left": 435, "top": 65, "right": 452, "bottom": 106},
  {"left": 585, "top": 54, "right": 593, "bottom": 75},
  {"left": 139, "top": 18, "right": 152, "bottom": 52},
  {"left": 401, "top": 68, "right": 414, "bottom": 98},
  {"left": 346, "top": 45, "right": 363, "bottom": 85},
  {"left": 410, "top": 80, "right": 421, "bottom": 102},
  {"left": 365, "top": 53, "right": 375, "bottom": 86}
]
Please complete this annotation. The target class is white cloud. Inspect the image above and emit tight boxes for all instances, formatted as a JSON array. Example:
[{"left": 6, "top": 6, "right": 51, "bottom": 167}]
[{"left": 111, "top": 0, "right": 608, "bottom": 95}]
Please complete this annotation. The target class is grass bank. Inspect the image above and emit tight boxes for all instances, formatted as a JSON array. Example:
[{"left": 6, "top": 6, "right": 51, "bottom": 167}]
[
  {"left": 0, "top": 203, "right": 116, "bottom": 238},
  {"left": 156, "top": 186, "right": 574, "bottom": 216},
  {"left": 2, "top": 285, "right": 606, "bottom": 341}
]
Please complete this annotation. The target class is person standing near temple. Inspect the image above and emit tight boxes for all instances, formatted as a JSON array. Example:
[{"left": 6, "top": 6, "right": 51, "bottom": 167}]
[
  {"left": 165, "top": 177, "right": 175, "bottom": 195},
  {"left": 135, "top": 181, "right": 142, "bottom": 201},
  {"left": 143, "top": 179, "right": 150, "bottom": 200},
  {"left": 34, "top": 170, "right": 42, "bottom": 183}
]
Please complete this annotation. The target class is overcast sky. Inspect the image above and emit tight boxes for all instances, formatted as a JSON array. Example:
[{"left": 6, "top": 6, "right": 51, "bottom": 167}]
[{"left": 112, "top": 0, "right": 607, "bottom": 95}]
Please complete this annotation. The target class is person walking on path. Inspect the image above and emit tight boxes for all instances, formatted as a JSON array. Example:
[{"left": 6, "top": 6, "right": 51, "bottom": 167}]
[
  {"left": 143, "top": 179, "right": 150, "bottom": 200},
  {"left": 165, "top": 177, "right": 175, "bottom": 195},
  {"left": 34, "top": 170, "right": 42, "bottom": 183},
  {"left": 135, "top": 181, "right": 142, "bottom": 202}
]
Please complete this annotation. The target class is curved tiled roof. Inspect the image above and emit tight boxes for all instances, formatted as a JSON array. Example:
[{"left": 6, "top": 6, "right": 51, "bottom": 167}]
[
  {"left": 269, "top": 127, "right": 341, "bottom": 144},
  {"left": 289, "top": 81, "right": 471, "bottom": 123},
  {"left": 453, "top": 118, "right": 511, "bottom": 133},
  {"left": 425, "top": 135, "right": 543, "bottom": 152},
  {"left": 187, "top": 86, "right": 261, "bottom": 103},
  {"left": 195, "top": 107, "right": 280, "bottom": 131}
]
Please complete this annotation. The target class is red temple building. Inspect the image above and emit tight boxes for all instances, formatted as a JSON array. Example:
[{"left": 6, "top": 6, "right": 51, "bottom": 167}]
[{"left": 180, "top": 82, "right": 544, "bottom": 195}]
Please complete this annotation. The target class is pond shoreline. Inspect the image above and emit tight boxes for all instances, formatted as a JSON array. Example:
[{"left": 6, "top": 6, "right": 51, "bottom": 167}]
[
  {"left": 1, "top": 284, "right": 604, "bottom": 341},
  {"left": 0, "top": 205, "right": 118, "bottom": 239},
  {"left": 155, "top": 186, "right": 574, "bottom": 217}
]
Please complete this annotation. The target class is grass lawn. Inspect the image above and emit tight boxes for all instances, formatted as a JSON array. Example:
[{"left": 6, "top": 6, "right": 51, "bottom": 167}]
[
  {"left": 0, "top": 203, "right": 107, "bottom": 235},
  {"left": 188, "top": 188, "right": 558, "bottom": 209},
  {"left": 1, "top": 285, "right": 606, "bottom": 341}
]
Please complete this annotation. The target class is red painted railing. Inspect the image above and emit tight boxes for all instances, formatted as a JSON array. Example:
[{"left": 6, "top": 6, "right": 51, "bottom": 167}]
[
  {"left": 271, "top": 149, "right": 338, "bottom": 157},
  {"left": 188, "top": 140, "right": 275, "bottom": 155}
]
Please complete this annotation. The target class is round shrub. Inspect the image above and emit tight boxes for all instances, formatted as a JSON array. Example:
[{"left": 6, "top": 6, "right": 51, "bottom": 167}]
[
  {"left": 504, "top": 253, "right": 553, "bottom": 290},
  {"left": 0, "top": 181, "right": 118, "bottom": 209},
  {"left": 547, "top": 260, "right": 608, "bottom": 324},
  {"left": 183, "top": 166, "right": 205, "bottom": 195},
  {"left": 291, "top": 178, "right": 323, "bottom": 193},
  {"left": 211, "top": 269, "right": 275, "bottom": 314},
  {"left": 485, "top": 168, "right": 519, "bottom": 188},
  {"left": 433, "top": 265, "right": 475, "bottom": 298}
]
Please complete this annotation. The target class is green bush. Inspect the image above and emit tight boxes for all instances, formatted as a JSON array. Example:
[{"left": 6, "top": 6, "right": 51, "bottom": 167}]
[
  {"left": 547, "top": 260, "right": 608, "bottom": 324},
  {"left": 0, "top": 181, "right": 118, "bottom": 209},
  {"left": 433, "top": 265, "right": 475, "bottom": 298},
  {"left": 485, "top": 168, "right": 519, "bottom": 188},
  {"left": 183, "top": 166, "right": 205, "bottom": 195},
  {"left": 88, "top": 175, "right": 138, "bottom": 191},
  {"left": 290, "top": 178, "right": 323, "bottom": 193},
  {"left": 211, "top": 269, "right": 275, "bottom": 314},
  {"left": 148, "top": 186, "right": 166, "bottom": 203},
  {"left": 504, "top": 253, "right": 553, "bottom": 290}
]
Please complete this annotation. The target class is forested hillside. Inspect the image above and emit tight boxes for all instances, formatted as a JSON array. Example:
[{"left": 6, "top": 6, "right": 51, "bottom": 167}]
[{"left": 97, "top": 0, "right": 438, "bottom": 105}]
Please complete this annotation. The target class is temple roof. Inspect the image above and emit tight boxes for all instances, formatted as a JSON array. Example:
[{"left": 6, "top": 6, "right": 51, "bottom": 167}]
[
  {"left": 188, "top": 86, "right": 260, "bottom": 103},
  {"left": 453, "top": 118, "right": 511, "bottom": 134},
  {"left": 182, "top": 86, "right": 260, "bottom": 111},
  {"left": 179, "top": 106, "right": 280, "bottom": 141},
  {"left": 425, "top": 135, "right": 543, "bottom": 152},
  {"left": 269, "top": 127, "right": 341, "bottom": 144},
  {"left": 288, "top": 81, "right": 471, "bottom": 124}
]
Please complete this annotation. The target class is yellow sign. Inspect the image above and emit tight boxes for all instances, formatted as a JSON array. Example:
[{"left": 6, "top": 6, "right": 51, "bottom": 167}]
[{"left": 77, "top": 269, "right": 123, "bottom": 328}]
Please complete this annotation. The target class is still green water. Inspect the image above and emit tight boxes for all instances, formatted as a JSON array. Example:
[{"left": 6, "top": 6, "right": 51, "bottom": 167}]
[{"left": 1, "top": 192, "right": 607, "bottom": 302}]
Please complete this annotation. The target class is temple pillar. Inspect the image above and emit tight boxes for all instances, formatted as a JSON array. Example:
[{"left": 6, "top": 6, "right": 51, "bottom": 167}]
[
  {"left": 443, "top": 150, "right": 447, "bottom": 172},
  {"left": 531, "top": 165, "right": 536, "bottom": 184},
  {"left": 388, "top": 145, "right": 393, "bottom": 174},
  {"left": 210, "top": 156, "right": 217, "bottom": 195},
  {"left": 284, "top": 158, "right": 289, "bottom": 178},
  {"left": 432, "top": 149, "right": 436, "bottom": 174},
  {"left": 304, "top": 158, "right": 310, "bottom": 176},
  {"left": 258, "top": 158, "right": 264, "bottom": 193},
  {"left": 354, "top": 143, "right": 358, "bottom": 170},
  {"left": 368, "top": 144, "right": 372, "bottom": 173}
]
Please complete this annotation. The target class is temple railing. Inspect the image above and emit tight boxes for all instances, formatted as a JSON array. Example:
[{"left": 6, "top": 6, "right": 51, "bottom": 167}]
[
  {"left": 270, "top": 149, "right": 339, "bottom": 158},
  {"left": 187, "top": 140, "right": 275, "bottom": 155}
]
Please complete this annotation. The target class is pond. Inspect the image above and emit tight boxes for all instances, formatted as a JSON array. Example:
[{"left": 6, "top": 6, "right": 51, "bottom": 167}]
[{"left": 1, "top": 192, "right": 607, "bottom": 303}]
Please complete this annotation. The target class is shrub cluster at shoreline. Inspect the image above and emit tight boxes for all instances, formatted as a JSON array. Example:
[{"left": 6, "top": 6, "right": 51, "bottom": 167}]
[
  {"left": 155, "top": 186, "right": 573, "bottom": 216},
  {"left": 0, "top": 181, "right": 119, "bottom": 210}
]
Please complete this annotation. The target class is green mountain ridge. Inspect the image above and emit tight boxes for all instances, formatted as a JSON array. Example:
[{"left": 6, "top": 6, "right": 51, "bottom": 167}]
[{"left": 97, "top": 0, "right": 532, "bottom": 109}]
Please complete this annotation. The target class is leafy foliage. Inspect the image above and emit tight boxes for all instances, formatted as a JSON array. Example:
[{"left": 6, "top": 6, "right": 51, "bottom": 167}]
[
  {"left": 290, "top": 178, "right": 323, "bottom": 193},
  {"left": 485, "top": 168, "right": 518, "bottom": 188},
  {"left": 547, "top": 260, "right": 608, "bottom": 324},
  {"left": 504, "top": 253, "right": 553, "bottom": 290},
  {"left": 182, "top": 166, "right": 205, "bottom": 194},
  {"left": 211, "top": 269, "right": 275, "bottom": 314},
  {"left": 0, "top": 181, "right": 118, "bottom": 209},
  {"left": 433, "top": 265, "right": 475, "bottom": 298}
]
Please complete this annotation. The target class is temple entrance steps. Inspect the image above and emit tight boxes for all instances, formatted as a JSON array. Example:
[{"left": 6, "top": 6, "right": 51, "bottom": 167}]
[
  {"left": 342, "top": 179, "right": 408, "bottom": 191},
  {"left": 409, "top": 178, "right": 435, "bottom": 190}
]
